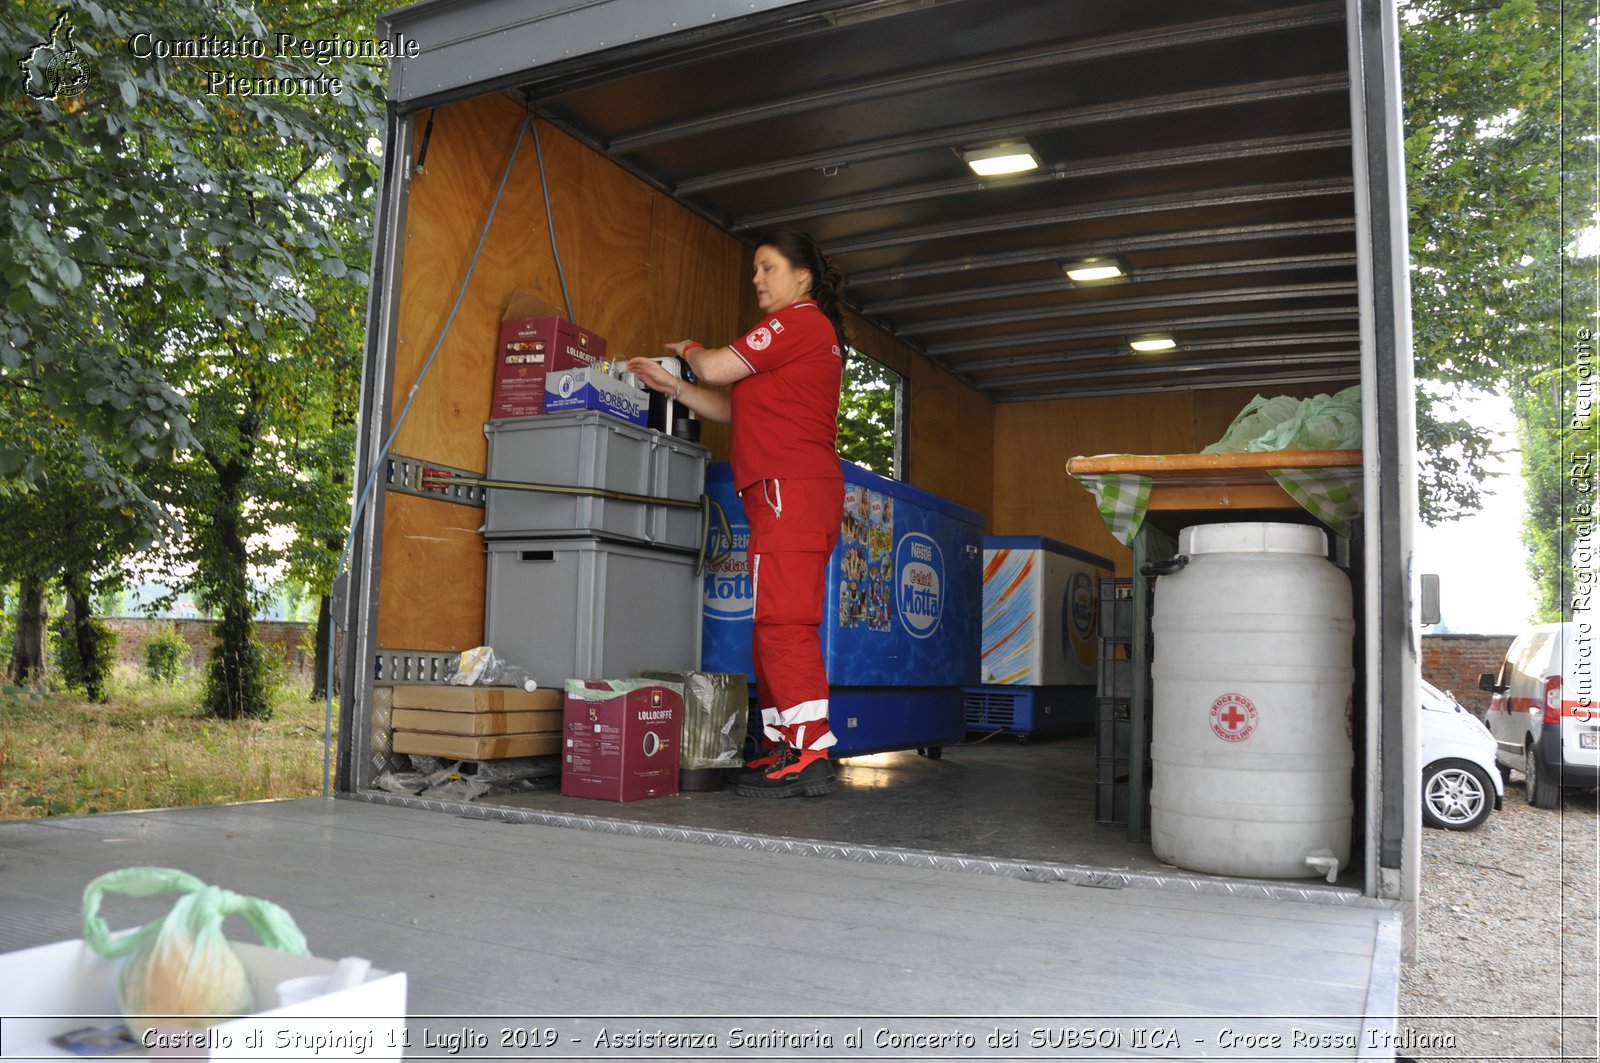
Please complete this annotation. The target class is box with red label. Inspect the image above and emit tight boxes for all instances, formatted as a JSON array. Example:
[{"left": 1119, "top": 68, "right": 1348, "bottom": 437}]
[
  {"left": 491, "top": 292, "right": 605, "bottom": 419},
  {"left": 561, "top": 679, "right": 683, "bottom": 801}
]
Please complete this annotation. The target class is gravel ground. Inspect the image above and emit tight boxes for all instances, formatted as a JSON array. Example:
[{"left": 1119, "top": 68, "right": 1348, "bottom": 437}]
[{"left": 1399, "top": 771, "right": 1599, "bottom": 1062}]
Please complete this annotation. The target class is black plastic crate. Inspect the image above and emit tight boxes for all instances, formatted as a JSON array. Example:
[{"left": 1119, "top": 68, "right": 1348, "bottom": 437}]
[
  {"left": 1096, "top": 696, "right": 1153, "bottom": 760},
  {"left": 1097, "top": 655, "right": 1131, "bottom": 699},
  {"left": 1095, "top": 778, "right": 1130, "bottom": 826},
  {"left": 1098, "top": 577, "right": 1134, "bottom": 644}
]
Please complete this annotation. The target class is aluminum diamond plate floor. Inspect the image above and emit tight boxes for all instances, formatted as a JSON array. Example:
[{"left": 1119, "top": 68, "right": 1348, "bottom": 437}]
[{"left": 1, "top": 793, "right": 1401, "bottom": 1059}]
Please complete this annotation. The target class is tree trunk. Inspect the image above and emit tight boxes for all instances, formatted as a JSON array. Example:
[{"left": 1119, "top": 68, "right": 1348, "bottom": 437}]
[
  {"left": 64, "top": 571, "right": 108, "bottom": 702},
  {"left": 8, "top": 575, "right": 48, "bottom": 684},
  {"left": 202, "top": 454, "right": 272, "bottom": 720}
]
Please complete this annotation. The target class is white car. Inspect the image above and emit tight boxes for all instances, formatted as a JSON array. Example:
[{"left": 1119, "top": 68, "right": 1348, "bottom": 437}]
[
  {"left": 1479, "top": 622, "right": 1600, "bottom": 807},
  {"left": 1420, "top": 679, "right": 1503, "bottom": 830}
]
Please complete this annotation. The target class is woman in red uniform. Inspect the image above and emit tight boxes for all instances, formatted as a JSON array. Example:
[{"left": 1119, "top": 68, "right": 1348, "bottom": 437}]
[{"left": 627, "top": 231, "right": 846, "bottom": 799}]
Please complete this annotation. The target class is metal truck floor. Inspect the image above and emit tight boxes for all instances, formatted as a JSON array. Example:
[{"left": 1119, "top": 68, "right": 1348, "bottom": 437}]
[
  {"left": 362, "top": 731, "right": 1374, "bottom": 901},
  {"left": 1, "top": 798, "right": 1401, "bottom": 1058}
]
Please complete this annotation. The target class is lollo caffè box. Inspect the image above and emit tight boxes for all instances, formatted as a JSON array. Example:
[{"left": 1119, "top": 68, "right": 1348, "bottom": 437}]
[
  {"left": 492, "top": 292, "right": 605, "bottom": 419},
  {"left": 562, "top": 679, "right": 684, "bottom": 801}
]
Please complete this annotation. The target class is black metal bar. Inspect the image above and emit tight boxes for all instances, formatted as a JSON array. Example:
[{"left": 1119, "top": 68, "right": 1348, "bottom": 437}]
[{"left": 422, "top": 470, "right": 704, "bottom": 510}]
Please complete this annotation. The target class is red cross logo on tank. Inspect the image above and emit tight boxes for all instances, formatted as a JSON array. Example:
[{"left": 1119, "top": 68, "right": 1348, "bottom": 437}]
[{"left": 1210, "top": 692, "right": 1258, "bottom": 742}]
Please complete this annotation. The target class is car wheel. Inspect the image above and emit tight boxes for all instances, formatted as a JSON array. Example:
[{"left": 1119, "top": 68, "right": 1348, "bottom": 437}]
[
  {"left": 1525, "top": 741, "right": 1561, "bottom": 809},
  {"left": 1422, "top": 759, "right": 1494, "bottom": 830}
]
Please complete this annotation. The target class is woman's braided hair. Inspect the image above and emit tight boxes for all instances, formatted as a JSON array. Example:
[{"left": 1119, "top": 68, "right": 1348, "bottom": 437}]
[{"left": 755, "top": 230, "right": 847, "bottom": 349}]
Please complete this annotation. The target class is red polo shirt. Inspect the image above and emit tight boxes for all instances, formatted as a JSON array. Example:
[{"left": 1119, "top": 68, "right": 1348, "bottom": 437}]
[{"left": 726, "top": 300, "right": 843, "bottom": 490}]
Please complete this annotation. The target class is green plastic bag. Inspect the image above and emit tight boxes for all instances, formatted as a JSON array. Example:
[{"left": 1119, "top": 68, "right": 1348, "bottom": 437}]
[
  {"left": 82, "top": 867, "right": 309, "bottom": 1035},
  {"left": 1202, "top": 385, "right": 1362, "bottom": 453}
]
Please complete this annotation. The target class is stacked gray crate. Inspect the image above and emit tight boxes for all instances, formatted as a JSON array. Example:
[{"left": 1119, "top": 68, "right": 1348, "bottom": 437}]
[
  {"left": 1096, "top": 578, "right": 1151, "bottom": 825},
  {"left": 481, "top": 411, "right": 708, "bottom": 687}
]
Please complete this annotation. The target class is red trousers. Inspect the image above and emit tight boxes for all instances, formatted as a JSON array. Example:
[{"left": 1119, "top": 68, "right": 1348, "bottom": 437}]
[{"left": 743, "top": 476, "right": 843, "bottom": 753}]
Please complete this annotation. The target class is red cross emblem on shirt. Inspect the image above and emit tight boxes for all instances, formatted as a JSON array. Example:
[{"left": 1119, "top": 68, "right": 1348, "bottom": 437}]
[{"left": 1210, "top": 693, "right": 1257, "bottom": 742}]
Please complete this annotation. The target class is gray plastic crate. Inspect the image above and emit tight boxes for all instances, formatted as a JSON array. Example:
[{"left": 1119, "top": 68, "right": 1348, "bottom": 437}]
[
  {"left": 482, "top": 411, "right": 707, "bottom": 550},
  {"left": 484, "top": 537, "right": 702, "bottom": 688}
]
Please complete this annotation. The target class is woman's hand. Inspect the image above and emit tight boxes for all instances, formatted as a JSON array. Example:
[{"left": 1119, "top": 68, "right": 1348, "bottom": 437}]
[
  {"left": 624, "top": 356, "right": 681, "bottom": 397},
  {"left": 625, "top": 347, "right": 733, "bottom": 425}
]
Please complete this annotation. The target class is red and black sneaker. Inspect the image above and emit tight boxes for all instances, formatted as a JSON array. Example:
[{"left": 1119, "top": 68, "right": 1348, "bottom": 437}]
[
  {"left": 726, "top": 743, "right": 788, "bottom": 787},
  {"left": 733, "top": 748, "right": 837, "bottom": 799},
  {"left": 742, "top": 744, "right": 788, "bottom": 772}
]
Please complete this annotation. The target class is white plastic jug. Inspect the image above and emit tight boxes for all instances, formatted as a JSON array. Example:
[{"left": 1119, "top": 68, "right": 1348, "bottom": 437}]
[{"left": 1148, "top": 522, "right": 1354, "bottom": 879}]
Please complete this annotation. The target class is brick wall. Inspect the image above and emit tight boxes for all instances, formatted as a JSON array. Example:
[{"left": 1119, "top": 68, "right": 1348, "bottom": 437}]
[
  {"left": 1421, "top": 633, "right": 1513, "bottom": 715},
  {"left": 95, "top": 623, "right": 1509, "bottom": 698},
  {"left": 104, "top": 618, "right": 327, "bottom": 677}
]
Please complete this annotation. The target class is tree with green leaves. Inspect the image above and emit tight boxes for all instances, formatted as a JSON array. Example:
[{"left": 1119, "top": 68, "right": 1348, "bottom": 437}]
[
  {"left": 1, "top": 1, "right": 382, "bottom": 714},
  {"left": 0, "top": 339, "right": 174, "bottom": 687},
  {"left": 1400, "top": 0, "right": 1597, "bottom": 617}
]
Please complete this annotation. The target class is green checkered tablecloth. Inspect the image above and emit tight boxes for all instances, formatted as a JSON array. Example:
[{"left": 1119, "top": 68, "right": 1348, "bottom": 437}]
[
  {"left": 1072, "top": 465, "right": 1363, "bottom": 546},
  {"left": 1075, "top": 473, "right": 1154, "bottom": 546},
  {"left": 1268, "top": 466, "right": 1363, "bottom": 537}
]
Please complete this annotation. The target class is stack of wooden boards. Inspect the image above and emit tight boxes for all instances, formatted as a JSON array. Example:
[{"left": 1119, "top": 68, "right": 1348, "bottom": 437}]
[{"left": 390, "top": 686, "right": 562, "bottom": 760}]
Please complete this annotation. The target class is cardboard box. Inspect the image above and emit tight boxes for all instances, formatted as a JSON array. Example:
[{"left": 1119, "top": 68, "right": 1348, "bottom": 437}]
[
  {"left": 389, "top": 685, "right": 561, "bottom": 712},
  {"left": 491, "top": 292, "right": 605, "bottom": 419},
  {"left": 543, "top": 366, "right": 649, "bottom": 427},
  {"left": 562, "top": 680, "right": 683, "bottom": 801},
  {"left": 391, "top": 707, "right": 563, "bottom": 736},
  {"left": 391, "top": 731, "right": 561, "bottom": 759},
  {"left": 0, "top": 937, "right": 406, "bottom": 1060}
]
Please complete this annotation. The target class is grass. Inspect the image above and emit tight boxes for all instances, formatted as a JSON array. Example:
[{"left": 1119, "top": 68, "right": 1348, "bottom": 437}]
[{"left": 0, "top": 664, "right": 337, "bottom": 820}]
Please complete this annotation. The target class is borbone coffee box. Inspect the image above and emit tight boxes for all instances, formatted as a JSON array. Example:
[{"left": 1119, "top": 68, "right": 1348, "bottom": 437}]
[{"left": 543, "top": 366, "right": 649, "bottom": 427}]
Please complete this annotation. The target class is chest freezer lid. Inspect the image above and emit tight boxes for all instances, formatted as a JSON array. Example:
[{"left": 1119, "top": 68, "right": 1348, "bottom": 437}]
[
  {"left": 984, "top": 535, "right": 1114, "bottom": 570},
  {"left": 707, "top": 460, "right": 984, "bottom": 529}
]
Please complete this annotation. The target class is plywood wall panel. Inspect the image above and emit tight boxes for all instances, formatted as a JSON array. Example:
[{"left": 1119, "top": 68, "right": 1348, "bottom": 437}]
[
  {"left": 989, "top": 383, "right": 1348, "bottom": 573},
  {"left": 645, "top": 194, "right": 745, "bottom": 463},
  {"left": 391, "top": 97, "right": 664, "bottom": 470},
  {"left": 374, "top": 493, "right": 486, "bottom": 651},
  {"left": 992, "top": 394, "right": 1201, "bottom": 571},
  {"left": 391, "top": 97, "right": 536, "bottom": 472},
  {"left": 544, "top": 123, "right": 656, "bottom": 355},
  {"left": 908, "top": 370, "right": 994, "bottom": 521}
]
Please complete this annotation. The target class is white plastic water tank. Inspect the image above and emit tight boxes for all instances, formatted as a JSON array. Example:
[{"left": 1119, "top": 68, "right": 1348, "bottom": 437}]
[{"left": 1149, "top": 522, "right": 1354, "bottom": 879}]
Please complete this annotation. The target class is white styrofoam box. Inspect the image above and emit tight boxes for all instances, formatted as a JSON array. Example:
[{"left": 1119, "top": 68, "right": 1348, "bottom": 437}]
[
  {"left": 0, "top": 937, "right": 406, "bottom": 1060},
  {"left": 483, "top": 410, "right": 707, "bottom": 550},
  {"left": 484, "top": 537, "right": 703, "bottom": 689}
]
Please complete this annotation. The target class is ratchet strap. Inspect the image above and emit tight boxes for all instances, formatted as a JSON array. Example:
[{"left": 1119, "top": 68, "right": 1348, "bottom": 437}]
[
  {"left": 419, "top": 468, "right": 732, "bottom": 576},
  {"left": 420, "top": 468, "right": 702, "bottom": 509}
]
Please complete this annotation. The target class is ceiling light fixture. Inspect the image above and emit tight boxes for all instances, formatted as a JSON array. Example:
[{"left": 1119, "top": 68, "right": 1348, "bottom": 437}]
[
  {"left": 1062, "top": 257, "right": 1127, "bottom": 284},
  {"left": 959, "top": 140, "right": 1040, "bottom": 177},
  {"left": 1129, "top": 334, "right": 1177, "bottom": 353}
]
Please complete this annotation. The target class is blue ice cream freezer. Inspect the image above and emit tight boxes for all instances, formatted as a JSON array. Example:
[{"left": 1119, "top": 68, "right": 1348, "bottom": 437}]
[{"left": 701, "top": 460, "right": 983, "bottom": 757}]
